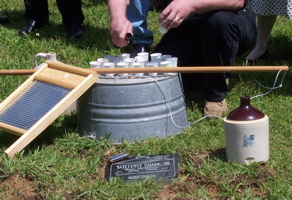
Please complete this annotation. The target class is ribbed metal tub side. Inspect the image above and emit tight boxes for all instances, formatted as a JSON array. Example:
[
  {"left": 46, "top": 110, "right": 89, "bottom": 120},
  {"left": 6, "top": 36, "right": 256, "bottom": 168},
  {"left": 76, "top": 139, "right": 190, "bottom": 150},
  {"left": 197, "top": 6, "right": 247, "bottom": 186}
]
[{"left": 77, "top": 75, "right": 189, "bottom": 143}]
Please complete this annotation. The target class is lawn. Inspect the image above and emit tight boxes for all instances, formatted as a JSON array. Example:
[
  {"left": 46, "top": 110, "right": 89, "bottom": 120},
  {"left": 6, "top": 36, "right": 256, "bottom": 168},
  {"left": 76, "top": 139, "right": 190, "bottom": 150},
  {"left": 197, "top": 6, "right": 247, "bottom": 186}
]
[{"left": 0, "top": 0, "right": 291, "bottom": 199}]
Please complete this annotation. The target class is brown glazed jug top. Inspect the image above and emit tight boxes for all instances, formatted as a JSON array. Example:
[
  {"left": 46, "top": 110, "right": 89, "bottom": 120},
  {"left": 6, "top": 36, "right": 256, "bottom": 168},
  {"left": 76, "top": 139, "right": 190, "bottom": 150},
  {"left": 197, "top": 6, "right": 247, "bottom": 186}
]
[{"left": 226, "top": 96, "right": 265, "bottom": 121}]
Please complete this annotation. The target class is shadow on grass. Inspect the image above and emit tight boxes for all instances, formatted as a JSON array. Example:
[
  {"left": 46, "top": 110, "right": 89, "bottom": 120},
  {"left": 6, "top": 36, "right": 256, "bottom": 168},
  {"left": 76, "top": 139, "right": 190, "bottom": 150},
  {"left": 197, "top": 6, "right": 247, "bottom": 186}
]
[
  {"left": 208, "top": 147, "right": 227, "bottom": 162},
  {"left": 1, "top": 9, "right": 114, "bottom": 52}
]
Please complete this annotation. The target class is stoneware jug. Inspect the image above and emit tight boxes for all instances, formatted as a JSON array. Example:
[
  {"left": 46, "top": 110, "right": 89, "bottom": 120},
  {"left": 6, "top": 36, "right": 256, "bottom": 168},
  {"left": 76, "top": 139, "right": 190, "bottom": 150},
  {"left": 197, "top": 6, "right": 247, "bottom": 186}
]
[
  {"left": 223, "top": 96, "right": 269, "bottom": 165},
  {"left": 34, "top": 52, "right": 59, "bottom": 68}
]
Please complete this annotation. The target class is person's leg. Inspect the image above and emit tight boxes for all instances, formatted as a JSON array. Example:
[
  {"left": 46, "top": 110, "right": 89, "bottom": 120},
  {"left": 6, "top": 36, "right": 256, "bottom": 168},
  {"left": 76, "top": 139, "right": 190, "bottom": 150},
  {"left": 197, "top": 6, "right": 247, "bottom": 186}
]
[
  {"left": 19, "top": 0, "right": 49, "bottom": 36},
  {"left": 245, "top": 15, "right": 277, "bottom": 61},
  {"left": 201, "top": 9, "right": 257, "bottom": 103},
  {"left": 153, "top": 9, "right": 256, "bottom": 117},
  {"left": 127, "top": 0, "right": 153, "bottom": 57},
  {"left": 199, "top": 8, "right": 256, "bottom": 116},
  {"left": 152, "top": 17, "right": 205, "bottom": 94},
  {"left": 23, "top": 0, "right": 49, "bottom": 26},
  {"left": 56, "top": 0, "right": 84, "bottom": 26},
  {"left": 56, "top": 0, "right": 84, "bottom": 38}
]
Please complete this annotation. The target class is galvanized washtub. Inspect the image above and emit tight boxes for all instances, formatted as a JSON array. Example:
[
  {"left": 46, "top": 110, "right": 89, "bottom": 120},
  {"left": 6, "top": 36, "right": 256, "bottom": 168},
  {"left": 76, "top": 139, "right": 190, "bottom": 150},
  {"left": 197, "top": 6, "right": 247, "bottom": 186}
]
[{"left": 77, "top": 74, "right": 189, "bottom": 143}]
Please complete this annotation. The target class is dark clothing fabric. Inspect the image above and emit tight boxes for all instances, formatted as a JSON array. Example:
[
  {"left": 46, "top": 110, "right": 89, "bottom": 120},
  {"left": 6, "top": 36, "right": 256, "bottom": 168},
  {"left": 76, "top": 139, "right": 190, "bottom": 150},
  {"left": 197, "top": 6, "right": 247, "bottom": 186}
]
[
  {"left": 153, "top": 7, "right": 257, "bottom": 102},
  {"left": 24, "top": 0, "right": 84, "bottom": 27}
]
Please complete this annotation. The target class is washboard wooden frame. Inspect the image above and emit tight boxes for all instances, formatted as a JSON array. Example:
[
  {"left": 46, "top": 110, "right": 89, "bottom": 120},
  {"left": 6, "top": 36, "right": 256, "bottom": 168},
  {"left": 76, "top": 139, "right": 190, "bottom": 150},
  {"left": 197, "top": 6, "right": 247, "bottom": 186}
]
[{"left": 0, "top": 60, "right": 98, "bottom": 158}]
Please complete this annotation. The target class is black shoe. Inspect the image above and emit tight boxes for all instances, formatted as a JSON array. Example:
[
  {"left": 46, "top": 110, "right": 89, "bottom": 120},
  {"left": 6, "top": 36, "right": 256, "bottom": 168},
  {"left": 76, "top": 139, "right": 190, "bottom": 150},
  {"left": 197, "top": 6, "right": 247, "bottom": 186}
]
[
  {"left": 67, "top": 24, "right": 83, "bottom": 39},
  {"left": 244, "top": 50, "right": 268, "bottom": 66},
  {"left": 19, "top": 20, "right": 37, "bottom": 36},
  {"left": 0, "top": 11, "right": 9, "bottom": 24},
  {"left": 0, "top": 17, "right": 9, "bottom": 24},
  {"left": 130, "top": 43, "right": 152, "bottom": 58}
]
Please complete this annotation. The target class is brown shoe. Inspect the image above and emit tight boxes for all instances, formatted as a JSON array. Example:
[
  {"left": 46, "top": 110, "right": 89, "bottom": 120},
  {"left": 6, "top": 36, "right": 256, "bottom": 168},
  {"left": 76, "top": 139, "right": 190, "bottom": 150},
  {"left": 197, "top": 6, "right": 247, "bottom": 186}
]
[{"left": 204, "top": 99, "right": 227, "bottom": 118}]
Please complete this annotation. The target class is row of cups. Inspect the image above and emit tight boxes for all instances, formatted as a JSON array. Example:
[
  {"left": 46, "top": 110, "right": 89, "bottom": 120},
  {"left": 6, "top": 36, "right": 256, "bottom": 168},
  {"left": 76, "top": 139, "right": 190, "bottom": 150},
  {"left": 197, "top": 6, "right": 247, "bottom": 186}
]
[{"left": 89, "top": 52, "right": 178, "bottom": 78}]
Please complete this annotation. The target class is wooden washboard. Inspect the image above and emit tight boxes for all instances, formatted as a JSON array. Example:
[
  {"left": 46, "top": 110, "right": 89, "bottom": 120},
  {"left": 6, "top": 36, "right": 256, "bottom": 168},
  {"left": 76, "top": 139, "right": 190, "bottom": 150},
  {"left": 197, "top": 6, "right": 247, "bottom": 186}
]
[{"left": 0, "top": 60, "right": 98, "bottom": 158}]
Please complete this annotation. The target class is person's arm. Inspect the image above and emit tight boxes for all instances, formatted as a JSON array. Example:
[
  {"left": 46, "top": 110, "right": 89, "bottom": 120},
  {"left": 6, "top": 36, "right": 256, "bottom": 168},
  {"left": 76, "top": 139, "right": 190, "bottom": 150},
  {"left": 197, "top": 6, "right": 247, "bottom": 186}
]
[
  {"left": 108, "top": 0, "right": 133, "bottom": 47},
  {"left": 159, "top": 0, "right": 245, "bottom": 30}
]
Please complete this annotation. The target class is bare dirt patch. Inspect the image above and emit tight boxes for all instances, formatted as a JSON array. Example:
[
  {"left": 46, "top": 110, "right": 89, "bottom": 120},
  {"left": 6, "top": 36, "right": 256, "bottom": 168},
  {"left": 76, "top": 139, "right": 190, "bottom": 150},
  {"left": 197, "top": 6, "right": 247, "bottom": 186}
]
[{"left": 0, "top": 174, "right": 44, "bottom": 200}]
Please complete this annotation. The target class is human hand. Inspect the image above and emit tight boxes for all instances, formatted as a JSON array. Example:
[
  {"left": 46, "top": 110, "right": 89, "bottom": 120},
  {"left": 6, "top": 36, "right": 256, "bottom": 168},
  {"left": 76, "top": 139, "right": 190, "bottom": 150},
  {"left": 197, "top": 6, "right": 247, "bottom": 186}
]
[
  {"left": 159, "top": 0, "right": 194, "bottom": 30},
  {"left": 110, "top": 17, "right": 133, "bottom": 48}
]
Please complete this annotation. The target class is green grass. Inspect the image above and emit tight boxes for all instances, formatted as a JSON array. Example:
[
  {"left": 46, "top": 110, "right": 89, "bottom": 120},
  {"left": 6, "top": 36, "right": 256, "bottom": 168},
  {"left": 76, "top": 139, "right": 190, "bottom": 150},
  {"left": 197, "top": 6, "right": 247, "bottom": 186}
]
[{"left": 0, "top": 0, "right": 292, "bottom": 199}]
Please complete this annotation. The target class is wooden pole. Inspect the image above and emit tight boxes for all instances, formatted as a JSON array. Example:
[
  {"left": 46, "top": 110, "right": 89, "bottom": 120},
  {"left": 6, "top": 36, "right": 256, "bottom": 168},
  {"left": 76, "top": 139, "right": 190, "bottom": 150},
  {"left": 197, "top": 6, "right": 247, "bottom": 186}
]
[{"left": 0, "top": 66, "right": 289, "bottom": 75}]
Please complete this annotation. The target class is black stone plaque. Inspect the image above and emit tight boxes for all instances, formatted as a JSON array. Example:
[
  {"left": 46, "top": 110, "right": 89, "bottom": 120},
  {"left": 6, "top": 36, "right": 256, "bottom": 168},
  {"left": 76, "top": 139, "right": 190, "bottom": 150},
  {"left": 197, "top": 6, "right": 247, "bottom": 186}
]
[{"left": 105, "top": 153, "right": 179, "bottom": 182}]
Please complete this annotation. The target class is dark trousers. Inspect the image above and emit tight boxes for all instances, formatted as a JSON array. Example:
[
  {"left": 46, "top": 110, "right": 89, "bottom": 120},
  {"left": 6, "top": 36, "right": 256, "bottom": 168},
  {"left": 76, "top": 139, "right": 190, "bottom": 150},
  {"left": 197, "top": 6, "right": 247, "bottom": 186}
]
[
  {"left": 24, "top": 0, "right": 84, "bottom": 27},
  {"left": 153, "top": 8, "right": 257, "bottom": 102}
]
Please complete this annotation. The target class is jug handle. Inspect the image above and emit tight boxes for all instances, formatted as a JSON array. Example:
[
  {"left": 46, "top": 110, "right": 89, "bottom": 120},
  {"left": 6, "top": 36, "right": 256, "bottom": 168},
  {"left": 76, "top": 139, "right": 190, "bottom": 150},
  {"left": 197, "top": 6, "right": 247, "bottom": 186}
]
[{"left": 34, "top": 53, "right": 47, "bottom": 67}]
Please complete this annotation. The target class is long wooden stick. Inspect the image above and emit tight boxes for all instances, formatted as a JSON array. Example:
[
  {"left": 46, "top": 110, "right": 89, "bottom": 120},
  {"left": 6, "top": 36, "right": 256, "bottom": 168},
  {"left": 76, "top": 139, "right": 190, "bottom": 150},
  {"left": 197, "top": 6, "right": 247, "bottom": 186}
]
[{"left": 0, "top": 65, "right": 289, "bottom": 75}]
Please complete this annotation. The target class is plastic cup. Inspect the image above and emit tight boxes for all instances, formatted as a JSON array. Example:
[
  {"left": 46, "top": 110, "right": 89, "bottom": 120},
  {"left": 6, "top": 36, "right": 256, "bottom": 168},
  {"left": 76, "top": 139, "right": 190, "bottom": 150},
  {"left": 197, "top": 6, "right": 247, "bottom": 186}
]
[
  {"left": 166, "top": 57, "right": 178, "bottom": 67},
  {"left": 150, "top": 53, "right": 162, "bottom": 60},
  {"left": 162, "top": 54, "right": 172, "bottom": 61},
  {"left": 159, "top": 24, "right": 168, "bottom": 34},
  {"left": 113, "top": 57, "right": 123, "bottom": 64},
  {"left": 134, "top": 56, "right": 145, "bottom": 61},
  {"left": 117, "top": 62, "right": 129, "bottom": 77},
  {"left": 119, "top": 53, "right": 130, "bottom": 60},
  {"left": 97, "top": 58, "right": 110, "bottom": 70},
  {"left": 160, "top": 61, "right": 171, "bottom": 67},
  {"left": 136, "top": 57, "right": 149, "bottom": 64},
  {"left": 89, "top": 61, "right": 102, "bottom": 68},
  {"left": 124, "top": 58, "right": 135, "bottom": 68},
  {"left": 151, "top": 58, "right": 163, "bottom": 66},
  {"left": 165, "top": 57, "right": 178, "bottom": 75},
  {"left": 133, "top": 62, "right": 145, "bottom": 77},
  {"left": 160, "top": 61, "right": 175, "bottom": 76},
  {"left": 103, "top": 62, "right": 115, "bottom": 77},
  {"left": 97, "top": 58, "right": 109, "bottom": 63},
  {"left": 104, "top": 55, "right": 116, "bottom": 62},
  {"left": 137, "top": 52, "right": 149, "bottom": 60},
  {"left": 146, "top": 62, "right": 158, "bottom": 77}
]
